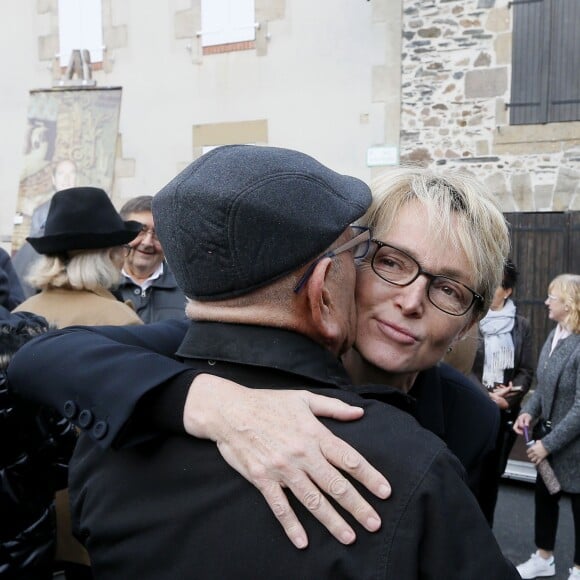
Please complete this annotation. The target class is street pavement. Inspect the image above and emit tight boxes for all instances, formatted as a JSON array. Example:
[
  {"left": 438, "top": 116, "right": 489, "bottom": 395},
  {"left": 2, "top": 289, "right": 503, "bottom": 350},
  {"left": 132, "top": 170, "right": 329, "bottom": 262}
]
[{"left": 495, "top": 478, "right": 575, "bottom": 579}]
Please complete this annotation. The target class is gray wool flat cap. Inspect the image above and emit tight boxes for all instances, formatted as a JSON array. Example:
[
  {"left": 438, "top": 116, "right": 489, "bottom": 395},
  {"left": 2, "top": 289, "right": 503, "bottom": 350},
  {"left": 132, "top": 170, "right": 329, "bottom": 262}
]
[{"left": 152, "top": 144, "right": 372, "bottom": 300}]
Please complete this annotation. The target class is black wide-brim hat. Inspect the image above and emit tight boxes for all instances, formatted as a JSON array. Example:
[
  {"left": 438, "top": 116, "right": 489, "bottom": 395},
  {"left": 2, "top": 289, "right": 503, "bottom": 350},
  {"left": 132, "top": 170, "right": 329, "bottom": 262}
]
[{"left": 27, "top": 186, "right": 142, "bottom": 255}]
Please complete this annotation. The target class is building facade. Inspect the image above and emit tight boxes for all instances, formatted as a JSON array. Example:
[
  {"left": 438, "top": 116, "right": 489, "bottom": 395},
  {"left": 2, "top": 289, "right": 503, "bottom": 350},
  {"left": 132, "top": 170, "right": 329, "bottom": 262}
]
[{"left": 0, "top": 0, "right": 578, "bottom": 248}]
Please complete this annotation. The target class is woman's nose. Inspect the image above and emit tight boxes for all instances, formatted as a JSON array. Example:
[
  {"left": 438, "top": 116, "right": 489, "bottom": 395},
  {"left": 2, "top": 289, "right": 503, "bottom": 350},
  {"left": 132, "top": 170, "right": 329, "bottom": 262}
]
[{"left": 395, "top": 276, "right": 429, "bottom": 315}]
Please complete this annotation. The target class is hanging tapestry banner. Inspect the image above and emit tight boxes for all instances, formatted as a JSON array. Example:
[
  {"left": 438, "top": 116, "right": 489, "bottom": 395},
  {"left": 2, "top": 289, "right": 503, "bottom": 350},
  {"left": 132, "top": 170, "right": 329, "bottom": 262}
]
[{"left": 12, "top": 87, "right": 122, "bottom": 251}]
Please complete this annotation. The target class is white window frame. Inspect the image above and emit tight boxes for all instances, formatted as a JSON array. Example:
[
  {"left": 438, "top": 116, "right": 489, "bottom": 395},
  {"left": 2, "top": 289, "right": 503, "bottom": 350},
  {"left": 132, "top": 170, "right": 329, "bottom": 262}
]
[
  {"left": 201, "top": 0, "right": 255, "bottom": 47},
  {"left": 58, "top": 0, "right": 104, "bottom": 67}
]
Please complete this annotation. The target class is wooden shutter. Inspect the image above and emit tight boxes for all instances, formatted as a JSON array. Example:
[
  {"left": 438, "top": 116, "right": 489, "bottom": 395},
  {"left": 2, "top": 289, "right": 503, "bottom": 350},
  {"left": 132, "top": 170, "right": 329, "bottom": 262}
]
[
  {"left": 510, "top": 0, "right": 550, "bottom": 124},
  {"left": 547, "top": 0, "right": 580, "bottom": 122}
]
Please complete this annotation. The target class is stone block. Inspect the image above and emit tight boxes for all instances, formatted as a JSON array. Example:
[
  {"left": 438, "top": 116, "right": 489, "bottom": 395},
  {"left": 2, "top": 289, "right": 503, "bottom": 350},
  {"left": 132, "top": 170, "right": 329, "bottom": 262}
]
[
  {"left": 37, "top": 0, "right": 56, "bottom": 14},
  {"left": 569, "top": 193, "right": 580, "bottom": 210},
  {"left": 498, "top": 194, "right": 517, "bottom": 212},
  {"left": 175, "top": 10, "right": 195, "bottom": 39},
  {"left": 554, "top": 166, "right": 580, "bottom": 197},
  {"left": 494, "top": 33, "right": 511, "bottom": 65},
  {"left": 256, "top": 21, "right": 269, "bottom": 57},
  {"left": 424, "top": 117, "right": 441, "bottom": 127},
  {"left": 495, "top": 99, "right": 507, "bottom": 125},
  {"left": 511, "top": 172, "right": 532, "bottom": 205},
  {"left": 372, "top": 65, "right": 388, "bottom": 102},
  {"left": 553, "top": 191, "right": 572, "bottom": 210},
  {"left": 418, "top": 27, "right": 441, "bottom": 38},
  {"left": 400, "top": 147, "right": 433, "bottom": 164},
  {"left": 495, "top": 121, "right": 580, "bottom": 145},
  {"left": 38, "top": 34, "right": 58, "bottom": 61},
  {"left": 256, "top": 0, "right": 285, "bottom": 21},
  {"left": 476, "top": 140, "right": 490, "bottom": 155},
  {"left": 494, "top": 141, "right": 561, "bottom": 156},
  {"left": 478, "top": 0, "right": 496, "bottom": 8},
  {"left": 486, "top": 8, "right": 509, "bottom": 32},
  {"left": 465, "top": 67, "right": 508, "bottom": 99},
  {"left": 460, "top": 18, "right": 481, "bottom": 28},
  {"left": 474, "top": 52, "right": 491, "bottom": 67},
  {"left": 104, "top": 25, "right": 128, "bottom": 49},
  {"left": 534, "top": 184, "right": 554, "bottom": 210},
  {"left": 485, "top": 171, "right": 508, "bottom": 196}
]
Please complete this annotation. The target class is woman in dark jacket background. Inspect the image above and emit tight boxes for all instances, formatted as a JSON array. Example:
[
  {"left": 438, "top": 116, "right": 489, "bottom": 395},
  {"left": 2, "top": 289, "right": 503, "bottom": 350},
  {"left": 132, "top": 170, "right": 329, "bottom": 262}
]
[
  {"left": 470, "top": 259, "right": 534, "bottom": 525},
  {"left": 0, "top": 312, "right": 77, "bottom": 578}
]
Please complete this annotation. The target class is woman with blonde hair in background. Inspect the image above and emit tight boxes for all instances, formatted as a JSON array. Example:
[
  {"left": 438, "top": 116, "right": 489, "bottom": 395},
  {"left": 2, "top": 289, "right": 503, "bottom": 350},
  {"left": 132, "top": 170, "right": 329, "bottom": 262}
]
[{"left": 514, "top": 274, "right": 580, "bottom": 580}]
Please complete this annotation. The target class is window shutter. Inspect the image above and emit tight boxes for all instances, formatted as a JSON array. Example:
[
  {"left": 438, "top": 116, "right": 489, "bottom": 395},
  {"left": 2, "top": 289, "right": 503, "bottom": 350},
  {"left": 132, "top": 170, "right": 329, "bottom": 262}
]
[
  {"left": 547, "top": 0, "right": 580, "bottom": 122},
  {"left": 201, "top": 0, "right": 255, "bottom": 47},
  {"left": 510, "top": 0, "right": 550, "bottom": 124},
  {"left": 58, "top": 0, "right": 103, "bottom": 66}
]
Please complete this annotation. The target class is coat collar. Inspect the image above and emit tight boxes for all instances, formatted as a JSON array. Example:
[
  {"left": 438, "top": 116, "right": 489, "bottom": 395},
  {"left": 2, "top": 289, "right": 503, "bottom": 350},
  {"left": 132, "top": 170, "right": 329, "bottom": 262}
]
[
  {"left": 176, "top": 321, "right": 352, "bottom": 387},
  {"left": 176, "top": 321, "right": 413, "bottom": 411}
]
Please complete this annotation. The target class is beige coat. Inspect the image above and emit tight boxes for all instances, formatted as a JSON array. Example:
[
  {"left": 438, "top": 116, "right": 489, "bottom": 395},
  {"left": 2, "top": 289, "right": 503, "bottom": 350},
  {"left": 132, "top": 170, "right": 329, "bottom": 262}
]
[
  {"left": 14, "top": 286, "right": 143, "bottom": 327},
  {"left": 14, "top": 286, "right": 142, "bottom": 565}
]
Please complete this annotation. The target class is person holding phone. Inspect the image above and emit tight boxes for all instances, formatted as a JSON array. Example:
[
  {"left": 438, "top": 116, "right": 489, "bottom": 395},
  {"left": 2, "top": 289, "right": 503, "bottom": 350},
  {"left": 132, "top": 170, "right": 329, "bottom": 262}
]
[{"left": 470, "top": 259, "right": 534, "bottom": 524}]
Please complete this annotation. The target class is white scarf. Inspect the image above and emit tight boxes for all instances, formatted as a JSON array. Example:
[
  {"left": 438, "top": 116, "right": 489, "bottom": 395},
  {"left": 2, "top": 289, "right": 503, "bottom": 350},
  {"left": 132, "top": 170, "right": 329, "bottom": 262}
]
[{"left": 479, "top": 298, "right": 516, "bottom": 387}]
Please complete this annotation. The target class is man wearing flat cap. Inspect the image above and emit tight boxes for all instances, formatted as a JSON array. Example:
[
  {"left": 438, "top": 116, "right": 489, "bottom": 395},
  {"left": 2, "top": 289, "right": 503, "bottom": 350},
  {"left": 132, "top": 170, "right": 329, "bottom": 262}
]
[{"left": 11, "top": 146, "right": 517, "bottom": 578}]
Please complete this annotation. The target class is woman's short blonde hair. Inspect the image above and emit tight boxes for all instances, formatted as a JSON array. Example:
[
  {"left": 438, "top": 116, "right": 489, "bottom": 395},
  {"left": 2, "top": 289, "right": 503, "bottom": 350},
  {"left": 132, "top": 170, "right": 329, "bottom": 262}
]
[
  {"left": 27, "top": 248, "right": 123, "bottom": 292},
  {"left": 549, "top": 274, "right": 580, "bottom": 333},
  {"left": 360, "top": 167, "right": 510, "bottom": 317}
]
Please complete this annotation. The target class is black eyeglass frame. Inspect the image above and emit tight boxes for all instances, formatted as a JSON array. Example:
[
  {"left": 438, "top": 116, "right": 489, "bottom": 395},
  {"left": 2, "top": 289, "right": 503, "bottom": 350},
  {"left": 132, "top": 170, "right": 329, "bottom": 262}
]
[
  {"left": 293, "top": 226, "right": 371, "bottom": 294},
  {"left": 369, "top": 239, "right": 484, "bottom": 316}
]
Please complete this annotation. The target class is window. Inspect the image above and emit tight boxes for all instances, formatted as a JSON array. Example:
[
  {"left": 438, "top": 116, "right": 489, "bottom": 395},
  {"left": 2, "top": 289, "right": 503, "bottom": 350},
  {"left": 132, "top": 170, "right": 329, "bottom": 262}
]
[
  {"left": 201, "top": 0, "right": 255, "bottom": 48},
  {"left": 58, "top": 0, "right": 103, "bottom": 67},
  {"left": 510, "top": 0, "right": 580, "bottom": 125}
]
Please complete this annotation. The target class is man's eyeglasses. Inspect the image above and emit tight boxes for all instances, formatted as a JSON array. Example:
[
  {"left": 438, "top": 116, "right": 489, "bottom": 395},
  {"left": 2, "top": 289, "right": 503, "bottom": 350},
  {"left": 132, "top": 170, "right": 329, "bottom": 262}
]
[
  {"left": 293, "top": 226, "right": 371, "bottom": 293},
  {"left": 137, "top": 224, "right": 159, "bottom": 241},
  {"left": 369, "top": 240, "right": 483, "bottom": 316}
]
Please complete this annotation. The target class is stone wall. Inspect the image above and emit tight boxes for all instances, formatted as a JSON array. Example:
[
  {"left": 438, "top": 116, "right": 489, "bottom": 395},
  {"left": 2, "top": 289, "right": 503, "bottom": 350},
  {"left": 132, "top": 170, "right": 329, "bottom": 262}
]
[{"left": 400, "top": 0, "right": 580, "bottom": 211}]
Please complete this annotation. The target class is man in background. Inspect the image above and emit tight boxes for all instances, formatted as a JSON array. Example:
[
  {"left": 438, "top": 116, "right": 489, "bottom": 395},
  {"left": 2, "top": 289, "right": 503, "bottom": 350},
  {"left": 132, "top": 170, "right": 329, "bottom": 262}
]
[{"left": 118, "top": 195, "right": 185, "bottom": 322}]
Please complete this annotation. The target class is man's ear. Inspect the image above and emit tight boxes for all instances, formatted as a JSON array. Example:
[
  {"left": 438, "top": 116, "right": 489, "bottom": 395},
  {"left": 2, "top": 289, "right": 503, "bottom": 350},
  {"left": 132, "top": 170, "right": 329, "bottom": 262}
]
[{"left": 304, "top": 257, "right": 341, "bottom": 343}]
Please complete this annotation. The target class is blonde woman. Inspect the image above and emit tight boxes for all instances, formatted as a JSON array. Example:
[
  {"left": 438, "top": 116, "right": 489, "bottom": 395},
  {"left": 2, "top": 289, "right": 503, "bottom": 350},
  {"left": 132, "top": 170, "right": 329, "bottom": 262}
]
[
  {"left": 514, "top": 274, "right": 580, "bottom": 580},
  {"left": 14, "top": 187, "right": 143, "bottom": 327}
]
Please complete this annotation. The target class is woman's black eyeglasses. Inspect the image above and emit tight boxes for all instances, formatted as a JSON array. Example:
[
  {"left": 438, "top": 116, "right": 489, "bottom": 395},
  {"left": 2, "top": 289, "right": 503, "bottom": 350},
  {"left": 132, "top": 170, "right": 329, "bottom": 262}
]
[{"left": 369, "top": 239, "right": 483, "bottom": 316}]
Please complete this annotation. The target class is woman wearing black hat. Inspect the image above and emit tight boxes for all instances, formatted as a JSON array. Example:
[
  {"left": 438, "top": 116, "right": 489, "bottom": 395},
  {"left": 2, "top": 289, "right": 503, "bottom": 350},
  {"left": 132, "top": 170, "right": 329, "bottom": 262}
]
[
  {"left": 13, "top": 186, "right": 143, "bottom": 579},
  {"left": 14, "top": 186, "right": 143, "bottom": 328}
]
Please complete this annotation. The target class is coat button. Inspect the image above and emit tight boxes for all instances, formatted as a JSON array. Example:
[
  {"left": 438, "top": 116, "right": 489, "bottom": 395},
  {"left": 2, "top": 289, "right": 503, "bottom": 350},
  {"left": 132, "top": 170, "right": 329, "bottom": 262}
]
[
  {"left": 92, "top": 421, "right": 109, "bottom": 440},
  {"left": 63, "top": 400, "right": 78, "bottom": 418},
  {"left": 78, "top": 409, "right": 94, "bottom": 428},
  {"left": 133, "top": 288, "right": 141, "bottom": 295}
]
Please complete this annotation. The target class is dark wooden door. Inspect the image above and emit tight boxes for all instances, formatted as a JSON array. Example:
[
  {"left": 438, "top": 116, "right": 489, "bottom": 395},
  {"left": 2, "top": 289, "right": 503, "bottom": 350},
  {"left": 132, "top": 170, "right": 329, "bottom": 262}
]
[{"left": 504, "top": 211, "right": 580, "bottom": 366}]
